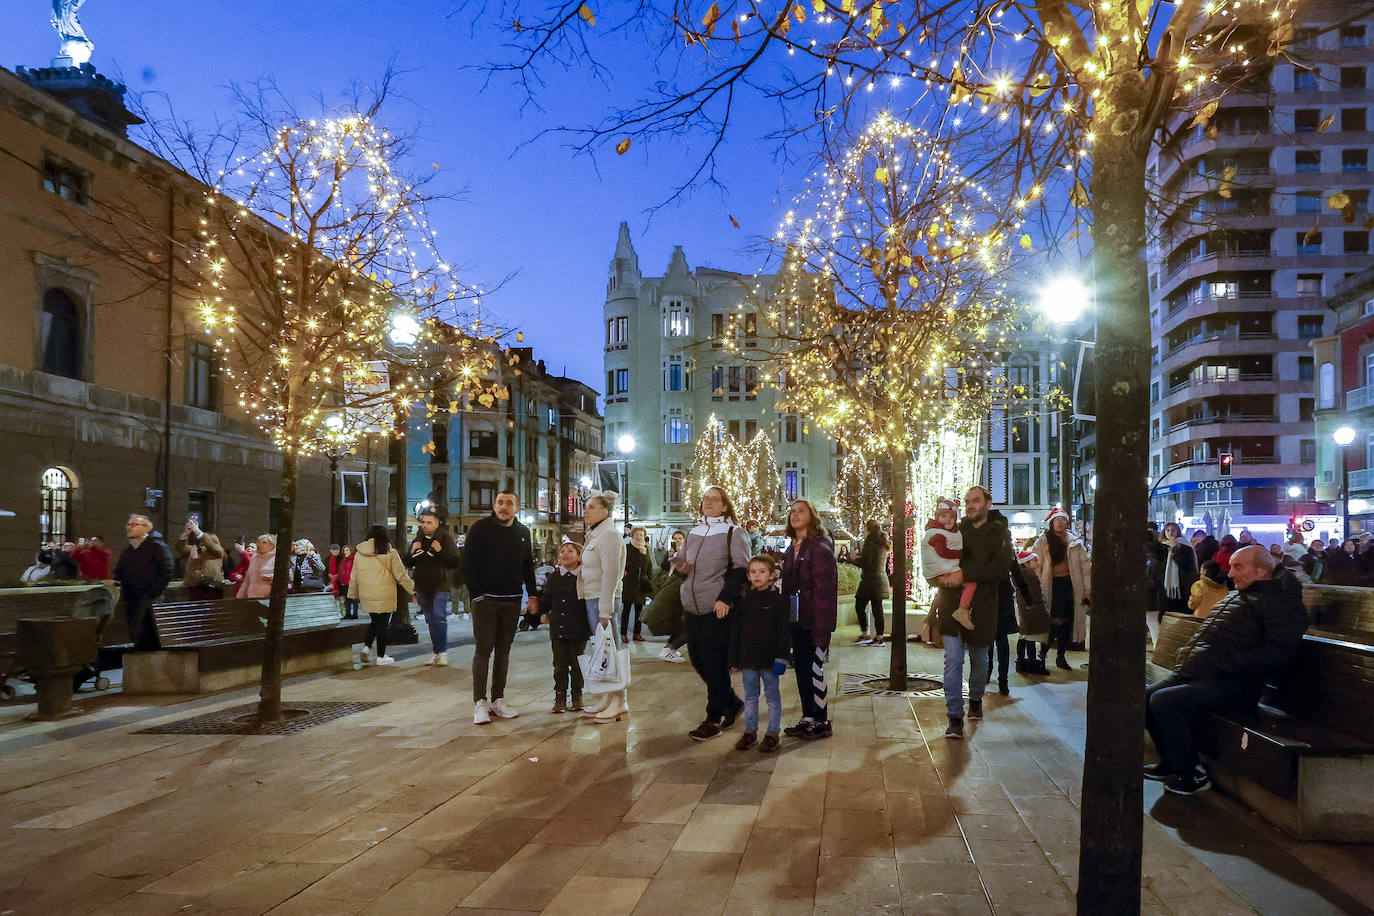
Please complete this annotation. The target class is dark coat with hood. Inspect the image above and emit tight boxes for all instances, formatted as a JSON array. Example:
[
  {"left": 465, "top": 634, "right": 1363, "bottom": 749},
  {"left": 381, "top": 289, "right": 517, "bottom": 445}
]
[
  {"left": 622, "top": 544, "right": 654, "bottom": 604},
  {"left": 941, "top": 509, "right": 1015, "bottom": 646},
  {"left": 402, "top": 528, "right": 462, "bottom": 594},
  {"left": 1173, "top": 569, "right": 1307, "bottom": 687},
  {"left": 538, "top": 567, "right": 592, "bottom": 642},
  {"left": 729, "top": 587, "right": 792, "bottom": 671}
]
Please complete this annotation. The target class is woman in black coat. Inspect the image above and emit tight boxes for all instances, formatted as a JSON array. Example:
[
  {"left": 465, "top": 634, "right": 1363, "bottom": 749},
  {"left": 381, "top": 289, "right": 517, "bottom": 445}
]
[
  {"left": 621, "top": 527, "right": 654, "bottom": 643},
  {"left": 1162, "top": 522, "right": 1198, "bottom": 616},
  {"left": 850, "top": 519, "right": 892, "bottom": 647}
]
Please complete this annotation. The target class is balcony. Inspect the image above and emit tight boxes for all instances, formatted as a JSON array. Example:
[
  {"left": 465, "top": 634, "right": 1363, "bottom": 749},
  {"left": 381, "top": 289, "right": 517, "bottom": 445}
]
[
  {"left": 1350, "top": 468, "right": 1374, "bottom": 492},
  {"left": 1164, "top": 329, "right": 1276, "bottom": 358},
  {"left": 1163, "top": 249, "right": 1275, "bottom": 285},
  {"left": 1348, "top": 386, "right": 1374, "bottom": 410},
  {"left": 1163, "top": 413, "right": 1277, "bottom": 435}
]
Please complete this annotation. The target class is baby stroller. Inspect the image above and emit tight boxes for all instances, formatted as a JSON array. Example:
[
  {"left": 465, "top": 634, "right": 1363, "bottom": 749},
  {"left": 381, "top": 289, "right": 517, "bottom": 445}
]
[
  {"left": 70, "top": 585, "right": 116, "bottom": 692},
  {"left": 0, "top": 586, "right": 114, "bottom": 701}
]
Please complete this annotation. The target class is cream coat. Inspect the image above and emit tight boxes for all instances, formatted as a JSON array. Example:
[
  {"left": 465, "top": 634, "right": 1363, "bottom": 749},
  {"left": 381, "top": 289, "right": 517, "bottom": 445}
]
[
  {"left": 578, "top": 519, "right": 626, "bottom": 613},
  {"left": 1029, "top": 532, "right": 1091, "bottom": 644},
  {"left": 347, "top": 541, "right": 415, "bottom": 614}
]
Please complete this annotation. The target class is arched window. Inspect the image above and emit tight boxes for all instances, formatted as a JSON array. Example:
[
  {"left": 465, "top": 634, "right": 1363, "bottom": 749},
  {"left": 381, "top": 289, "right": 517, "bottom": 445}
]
[
  {"left": 1319, "top": 362, "right": 1336, "bottom": 409},
  {"left": 40, "top": 467, "right": 75, "bottom": 544},
  {"left": 40, "top": 289, "right": 83, "bottom": 379}
]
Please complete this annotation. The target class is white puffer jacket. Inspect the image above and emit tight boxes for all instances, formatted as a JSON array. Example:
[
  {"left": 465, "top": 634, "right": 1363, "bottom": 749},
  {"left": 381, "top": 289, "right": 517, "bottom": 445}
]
[{"left": 578, "top": 518, "right": 626, "bottom": 613}]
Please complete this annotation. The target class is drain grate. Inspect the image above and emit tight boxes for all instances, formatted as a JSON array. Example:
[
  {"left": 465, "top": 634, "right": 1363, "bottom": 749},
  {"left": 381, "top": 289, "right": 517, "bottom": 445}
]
[
  {"left": 134, "top": 700, "right": 386, "bottom": 736},
  {"left": 839, "top": 672, "right": 946, "bottom": 698}
]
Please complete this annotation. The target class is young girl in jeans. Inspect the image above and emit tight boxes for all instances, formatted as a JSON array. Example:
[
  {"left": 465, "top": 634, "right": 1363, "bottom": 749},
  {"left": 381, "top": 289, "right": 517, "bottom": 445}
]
[{"left": 729, "top": 556, "right": 791, "bottom": 752}]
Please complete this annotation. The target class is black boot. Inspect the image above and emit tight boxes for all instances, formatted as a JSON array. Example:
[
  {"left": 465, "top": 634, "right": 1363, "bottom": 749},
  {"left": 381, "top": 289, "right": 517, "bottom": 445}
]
[{"left": 1056, "top": 652, "right": 1071, "bottom": 670}]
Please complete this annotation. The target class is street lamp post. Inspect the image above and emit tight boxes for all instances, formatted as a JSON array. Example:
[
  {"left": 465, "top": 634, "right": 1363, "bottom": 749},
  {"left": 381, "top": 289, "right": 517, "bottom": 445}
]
[
  {"left": 386, "top": 312, "right": 421, "bottom": 646},
  {"left": 1040, "top": 275, "right": 1093, "bottom": 514},
  {"left": 1335, "top": 426, "right": 1356, "bottom": 540},
  {"left": 617, "top": 434, "right": 636, "bottom": 527}
]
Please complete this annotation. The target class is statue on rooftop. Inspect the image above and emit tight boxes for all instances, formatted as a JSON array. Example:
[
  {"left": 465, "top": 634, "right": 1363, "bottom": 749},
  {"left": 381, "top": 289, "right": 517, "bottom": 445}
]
[{"left": 51, "top": 0, "right": 93, "bottom": 66}]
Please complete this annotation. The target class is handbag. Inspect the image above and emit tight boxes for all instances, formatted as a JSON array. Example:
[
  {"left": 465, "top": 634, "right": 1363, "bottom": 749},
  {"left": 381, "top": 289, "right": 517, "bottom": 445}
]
[
  {"left": 579, "top": 622, "right": 631, "bottom": 693},
  {"left": 643, "top": 573, "right": 685, "bottom": 636}
]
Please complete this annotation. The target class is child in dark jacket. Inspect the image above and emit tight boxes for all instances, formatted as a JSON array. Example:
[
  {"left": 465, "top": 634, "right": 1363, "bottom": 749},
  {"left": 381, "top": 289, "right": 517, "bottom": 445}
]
[
  {"left": 729, "top": 556, "right": 791, "bottom": 753},
  {"left": 1013, "top": 551, "right": 1050, "bottom": 675},
  {"left": 539, "top": 542, "right": 593, "bottom": 713}
]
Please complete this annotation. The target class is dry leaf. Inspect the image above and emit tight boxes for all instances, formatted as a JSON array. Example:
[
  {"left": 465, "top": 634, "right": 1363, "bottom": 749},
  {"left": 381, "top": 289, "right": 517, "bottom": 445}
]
[
  {"left": 732, "top": 18, "right": 740, "bottom": 41},
  {"left": 1303, "top": 224, "right": 1320, "bottom": 246},
  {"left": 422, "top": 441, "right": 436, "bottom": 455},
  {"left": 577, "top": 3, "right": 595, "bottom": 25},
  {"left": 1329, "top": 191, "right": 1351, "bottom": 210},
  {"left": 775, "top": 8, "right": 792, "bottom": 36},
  {"left": 702, "top": 2, "right": 721, "bottom": 34},
  {"left": 729, "top": 214, "right": 740, "bottom": 228},
  {"left": 1190, "top": 100, "right": 1218, "bottom": 128},
  {"left": 513, "top": 18, "right": 522, "bottom": 30},
  {"left": 1319, "top": 114, "right": 1335, "bottom": 132},
  {"left": 616, "top": 137, "right": 632, "bottom": 155},
  {"left": 516, "top": 331, "right": 524, "bottom": 342},
  {"left": 793, "top": 3, "right": 806, "bottom": 22}
]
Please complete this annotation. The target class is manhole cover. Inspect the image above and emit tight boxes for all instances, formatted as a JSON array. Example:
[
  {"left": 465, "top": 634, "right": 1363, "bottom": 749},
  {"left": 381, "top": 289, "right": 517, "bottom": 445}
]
[
  {"left": 839, "top": 672, "right": 945, "bottom": 698},
  {"left": 135, "top": 700, "right": 386, "bottom": 736}
]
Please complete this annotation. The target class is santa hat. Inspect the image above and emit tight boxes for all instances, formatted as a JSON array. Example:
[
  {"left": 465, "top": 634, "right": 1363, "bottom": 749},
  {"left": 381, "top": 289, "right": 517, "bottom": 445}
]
[
  {"left": 935, "top": 497, "right": 958, "bottom": 514},
  {"left": 1016, "top": 550, "right": 1038, "bottom": 565},
  {"left": 1045, "top": 507, "right": 1070, "bottom": 527}
]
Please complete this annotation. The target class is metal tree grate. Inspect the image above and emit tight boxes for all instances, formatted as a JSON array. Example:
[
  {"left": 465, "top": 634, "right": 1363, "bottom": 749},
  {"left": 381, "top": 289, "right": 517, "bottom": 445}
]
[
  {"left": 839, "top": 672, "right": 946, "bottom": 698},
  {"left": 134, "top": 700, "right": 386, "bottom": 736}
]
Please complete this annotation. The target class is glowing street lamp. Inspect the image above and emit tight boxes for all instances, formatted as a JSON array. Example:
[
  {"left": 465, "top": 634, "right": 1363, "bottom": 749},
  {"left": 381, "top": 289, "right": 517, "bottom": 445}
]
[
  {"left": 1039, "top": 275, "right": 1093, "bottom": 326},
  {"left": 388, "top": 312, "right": 421, "bottom": 347},
  {"left": 1334, "top": 426, "right": 1357, "bottom": 538}
]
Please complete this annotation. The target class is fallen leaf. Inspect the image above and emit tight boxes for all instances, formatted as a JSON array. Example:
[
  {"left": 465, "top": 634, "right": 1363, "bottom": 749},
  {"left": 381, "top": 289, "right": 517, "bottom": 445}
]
[
  {"left": 616, "top": 137, "right": 632, "bottom": 155},
  {"left": 577, "top": 3, "right": 595, "bottom": 25}
]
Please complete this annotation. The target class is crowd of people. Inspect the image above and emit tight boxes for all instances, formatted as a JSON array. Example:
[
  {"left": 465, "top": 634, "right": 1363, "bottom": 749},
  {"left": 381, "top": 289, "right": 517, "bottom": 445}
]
[{"left": 13, "top": 484, "right": 1320, "bottom": 802}]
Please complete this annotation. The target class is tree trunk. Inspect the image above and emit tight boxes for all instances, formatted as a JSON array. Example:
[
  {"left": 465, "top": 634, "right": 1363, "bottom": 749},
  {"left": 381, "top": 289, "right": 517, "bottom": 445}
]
[
  {"left": 258, "top": 447, "right": 297, "bottom": 722},
  {"left": 888, "top": 446, "right": 909, "bottom": 690},
  {"left": 1076, "top": 77, "right": 1151, "bottom": 915}
]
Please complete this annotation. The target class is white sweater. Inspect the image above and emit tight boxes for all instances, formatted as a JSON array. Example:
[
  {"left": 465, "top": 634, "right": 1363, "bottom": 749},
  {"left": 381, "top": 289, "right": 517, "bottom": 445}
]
[{"left": 578, "top": 518, "right": 626, "bottom": 612}]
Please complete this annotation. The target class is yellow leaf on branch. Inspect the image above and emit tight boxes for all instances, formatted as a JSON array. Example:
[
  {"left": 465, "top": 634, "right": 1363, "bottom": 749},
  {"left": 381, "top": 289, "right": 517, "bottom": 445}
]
[
  {"left": 616, "top": 137, "right": 632, "bottom": 155},
  {"left": 1019, "top": 234, "right": 1033, "bottom": 250},
  {"left": 874, "top": 166, "right": 890, "bottom": 183},
  {"left": 577, "top": 3, "right": 595, "bottom": 25},
  {"left": 702, "top": 2, "right": 721, "bottom": 35}
]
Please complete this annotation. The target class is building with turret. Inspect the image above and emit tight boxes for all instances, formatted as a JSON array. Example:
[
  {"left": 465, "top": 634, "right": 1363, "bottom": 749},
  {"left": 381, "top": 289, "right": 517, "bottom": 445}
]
[{"left": 602, "top": 222, "right": 836, "bottom": 537}]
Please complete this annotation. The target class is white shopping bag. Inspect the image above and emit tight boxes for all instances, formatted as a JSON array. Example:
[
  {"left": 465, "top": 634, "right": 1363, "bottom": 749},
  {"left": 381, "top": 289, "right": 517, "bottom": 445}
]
[{"left": 579, "top": 622, "right": 632, "bottom": 693}]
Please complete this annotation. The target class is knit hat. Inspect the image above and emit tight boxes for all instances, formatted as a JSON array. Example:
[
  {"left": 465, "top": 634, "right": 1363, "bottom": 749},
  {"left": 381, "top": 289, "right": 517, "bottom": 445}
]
[
  {"left": 1016, "top": 550, "right": 1038, "bottom": 565},
  {"left": 935, "top": 497, "right": 958, "bottom": 514},
  {"left": 1044, "top": 507, "right": 1070, "bottom": 527}
]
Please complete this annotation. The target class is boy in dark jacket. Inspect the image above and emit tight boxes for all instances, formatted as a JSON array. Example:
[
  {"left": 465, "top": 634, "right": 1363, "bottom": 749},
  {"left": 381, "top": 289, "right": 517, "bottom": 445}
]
[
  {"left": 729, "top": 556, "right": 791, "bottom": 752},
  {"left": 539, "top": 542, "right": 592, "bottom": 713},
  {"left": 1012, "top": 552, "right": 1050, "bottom": 675}
]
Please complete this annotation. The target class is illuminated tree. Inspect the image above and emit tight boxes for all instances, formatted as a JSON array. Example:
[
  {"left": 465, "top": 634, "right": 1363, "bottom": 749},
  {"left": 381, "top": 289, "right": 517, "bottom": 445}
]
[
  {"left": 731, "top": 114, "right": 1024, "bottom": 690},
  {"left": 687, "top": 414, "right": 784, "bottom": 526},
  {"left": 830, "top": 448, "right": 889, "bottom": 541},
  {"left": 88, "top": 86, "right": 503, "bottom": 722}
]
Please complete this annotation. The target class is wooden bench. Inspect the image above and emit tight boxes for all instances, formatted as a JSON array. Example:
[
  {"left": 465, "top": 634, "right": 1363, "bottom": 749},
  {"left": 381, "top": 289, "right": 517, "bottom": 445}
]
[
  {"left": 117, "top": 593, "right": 369, "bottom": 695},
  {"left": 1147, "top": 595, "right": 1374, "bottom": 842}
]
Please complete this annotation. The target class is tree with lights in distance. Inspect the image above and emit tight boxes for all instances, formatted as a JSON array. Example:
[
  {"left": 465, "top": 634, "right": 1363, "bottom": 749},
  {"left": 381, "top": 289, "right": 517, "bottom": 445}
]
[
  {"left": 480, "top": 0, "right": 1306, "bottom": 900},
  {"left": 687, "top": 414, "right": 784, "bottom": 526}
]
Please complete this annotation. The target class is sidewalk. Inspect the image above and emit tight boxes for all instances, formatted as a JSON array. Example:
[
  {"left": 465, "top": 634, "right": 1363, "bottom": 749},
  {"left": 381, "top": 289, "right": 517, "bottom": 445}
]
[{"left": 0, "top": 626, "right": 1371, "bottom": 915}]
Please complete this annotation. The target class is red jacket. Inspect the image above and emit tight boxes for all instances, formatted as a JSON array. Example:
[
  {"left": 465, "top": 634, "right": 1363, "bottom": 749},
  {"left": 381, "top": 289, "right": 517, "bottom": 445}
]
[
  {"left": 72, "top": 545, "right": 112, "bottom": 581},
  {"left": 329, "top": 553, "right": 354, "bottom": 596}
]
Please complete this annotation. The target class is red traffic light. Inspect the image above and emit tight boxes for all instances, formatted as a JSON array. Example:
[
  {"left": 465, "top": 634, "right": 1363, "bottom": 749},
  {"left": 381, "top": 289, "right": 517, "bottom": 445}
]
[{"left": 1219, "top": 453, "right": 1234, "bottom": 477}]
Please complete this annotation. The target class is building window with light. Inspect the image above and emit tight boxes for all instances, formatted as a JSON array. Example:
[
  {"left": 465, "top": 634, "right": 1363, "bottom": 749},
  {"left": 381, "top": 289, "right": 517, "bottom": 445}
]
[
  {"left": 784, "top": 460, "right": 800, "bottom": 501},
  {"left": 711, "top": 366, "right": 723, "bottom": 401},
  {"left": 664, "top": 355, "right": 685, "bottom": 392},
  {"left": 664, "top": 299, "right": 690, "bottom": 337},
  {"left": 606, "top": 316, "right": 629, "bottom": 348},
  {"left": 40, "top": 467, "right": 75, "bottom": 544},
  {"left": 665, "top": 408, "right": 690, "bottom": 444},
  {"left": 1319, "top": 362, "right": 1336, "bottom": 409}
]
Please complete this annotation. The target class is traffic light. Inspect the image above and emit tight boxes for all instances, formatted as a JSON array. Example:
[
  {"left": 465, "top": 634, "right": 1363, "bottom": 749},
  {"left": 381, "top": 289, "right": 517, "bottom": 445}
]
[{"left": 1219, "top": 453, "right": 1234, "bottom": 477}]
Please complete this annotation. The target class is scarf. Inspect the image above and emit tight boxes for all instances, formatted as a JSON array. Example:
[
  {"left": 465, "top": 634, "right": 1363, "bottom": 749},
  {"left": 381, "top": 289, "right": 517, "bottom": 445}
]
[{"left": 1164, "top": 540, "right": 1184, "bottom": 599}]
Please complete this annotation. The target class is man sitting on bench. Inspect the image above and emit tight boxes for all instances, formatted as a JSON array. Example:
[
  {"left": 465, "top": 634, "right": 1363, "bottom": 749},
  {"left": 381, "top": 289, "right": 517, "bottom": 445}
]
[{"left": 1145, "top": 545, "right": 1307, "bottom": 796}]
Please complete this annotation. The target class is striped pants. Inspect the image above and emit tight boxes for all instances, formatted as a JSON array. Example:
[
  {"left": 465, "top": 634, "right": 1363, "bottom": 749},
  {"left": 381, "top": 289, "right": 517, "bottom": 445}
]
[{"left": 791, "top": 625, "right": 829, "bottom": 723}]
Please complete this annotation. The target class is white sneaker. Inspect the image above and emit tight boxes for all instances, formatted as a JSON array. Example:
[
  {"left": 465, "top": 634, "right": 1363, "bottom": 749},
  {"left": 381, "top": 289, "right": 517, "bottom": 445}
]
[
  {"left": 474, "top": 700, "right": 491, "bottom": 725},
  {"left": 436, "top": 652, "right": 449, "bottom": 666},
  {"left": 425, "top": 654, "right": 439, "bottom": 666},
  {"left": 359, "top": 646, "right": 371, "bottom": 663},
  {"left": 375, "top": 655, "right": 396, "bottom": 666},
  {"left": 659, "top": 648, "right": 686, "bottom": 663},
  {"left": 489, "top": 698, "right": 519, "bottom": 719}
]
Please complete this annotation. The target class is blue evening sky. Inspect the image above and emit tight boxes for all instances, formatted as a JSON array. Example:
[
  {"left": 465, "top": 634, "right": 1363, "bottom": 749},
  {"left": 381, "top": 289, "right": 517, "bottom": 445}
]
[{"left": 4, "top": 0, "right": 826, "bottom": 388}]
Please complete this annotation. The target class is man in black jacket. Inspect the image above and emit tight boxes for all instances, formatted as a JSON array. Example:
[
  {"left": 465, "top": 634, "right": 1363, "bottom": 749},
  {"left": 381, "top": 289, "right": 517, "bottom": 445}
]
[
  {"left": 462, "top": 491, "right": 538, "bottom": 725},
  {"left": 110, "top": 514, "right": 174, "bottom": 651},
  {"left": 404, "top": 506, "right": 463, "bottom": 667},
  {"left": 941, "top": 486, "right": 1016, "bottom": 740},
  {"left": 1145, "top": 545, "right": 1308, "bottom": 795}
]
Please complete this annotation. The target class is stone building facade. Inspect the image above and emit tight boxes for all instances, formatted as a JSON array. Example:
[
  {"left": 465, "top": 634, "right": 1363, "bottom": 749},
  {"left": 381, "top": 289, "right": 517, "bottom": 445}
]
[{"left": 0, "top": 64, "right": 363, "bottom": 575}]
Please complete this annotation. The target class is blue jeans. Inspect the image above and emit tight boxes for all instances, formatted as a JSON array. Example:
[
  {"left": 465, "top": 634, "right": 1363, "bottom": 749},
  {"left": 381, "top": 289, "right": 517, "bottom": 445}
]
[
  {"left": 741, "top": 668, "right": 782, "bottom": 734},
  {"left": 942, "top": 631, "right": 990, "bottom": 719},
  {"left": 585, "top": 597, "right": 602, "bottom": 632},
  {"left": 417, "top": 591, "right": 449, "bottom": 653}
]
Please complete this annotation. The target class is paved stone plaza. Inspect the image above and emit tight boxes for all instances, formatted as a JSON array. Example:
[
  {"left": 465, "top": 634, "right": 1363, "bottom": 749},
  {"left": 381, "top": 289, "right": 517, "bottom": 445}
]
[{"left": 1, "top": 626, "right": 1372, "bottom": 915}]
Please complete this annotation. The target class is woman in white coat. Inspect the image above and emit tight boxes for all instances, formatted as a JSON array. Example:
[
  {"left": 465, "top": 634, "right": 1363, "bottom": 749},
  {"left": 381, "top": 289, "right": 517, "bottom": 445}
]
[
  {"left": 1028, "top": 508, "right": 1091, "bottom": 670},
  {"left": 579, "top": 494, "right": 628, "bottom": 721}
]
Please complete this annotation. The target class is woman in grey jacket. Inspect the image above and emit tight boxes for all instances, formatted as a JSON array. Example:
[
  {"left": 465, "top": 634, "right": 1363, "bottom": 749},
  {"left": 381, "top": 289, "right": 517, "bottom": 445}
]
[{"left": 673, "top": 486, "right": 752, "bottom": 741}]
